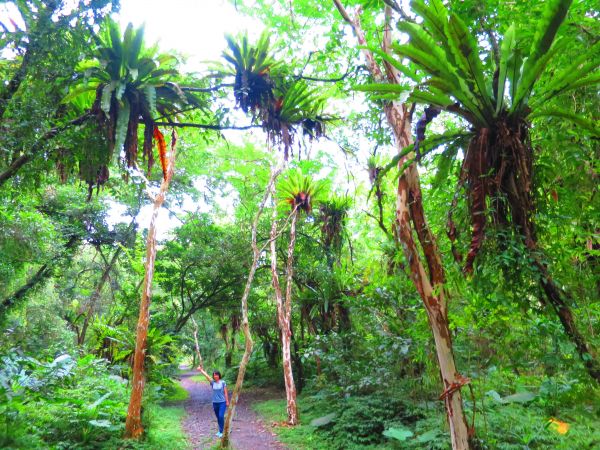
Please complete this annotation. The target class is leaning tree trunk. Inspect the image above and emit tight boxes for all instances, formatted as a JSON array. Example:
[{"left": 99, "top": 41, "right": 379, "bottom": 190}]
[
  {"left": 270, "top": 199, "right": 300, "bottom": 425},
  {"left": 78, "top": 245, "right": 124, "bottom": 345},
  {"left": 124, "top": 131, "right": 177, "bottom": 439},
  {"left": 221, "top": 162, "right": 283, "bottom": 448},
  {"left": 1, "top": 234, "right": 80, "bottom": 320},
  {"left": 395, "top": 160, "right": 470, "bottom": 450},
  {"left": 535, "top": 258, "right": 600, "bottom": 382},
  {"left": 190, "top": 316, "right": 204, "bottom": 369},
  {"left": 333, "top": 2, "right": 471, "bottom": 448}
]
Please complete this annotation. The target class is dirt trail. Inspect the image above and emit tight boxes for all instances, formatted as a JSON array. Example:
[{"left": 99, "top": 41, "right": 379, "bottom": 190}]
[{"left": 179, "top": 370, "right": 286, "bottom": 450}]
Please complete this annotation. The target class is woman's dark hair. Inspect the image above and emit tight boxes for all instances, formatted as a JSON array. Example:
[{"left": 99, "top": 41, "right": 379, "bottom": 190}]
[{"left": 213, "top": 370, "right": 222, "bottom": 378}]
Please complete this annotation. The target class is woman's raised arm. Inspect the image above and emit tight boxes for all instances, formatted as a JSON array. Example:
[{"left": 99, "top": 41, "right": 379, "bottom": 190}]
[{"left": 196, "top": 366, "right": 212, "bottom": 383}]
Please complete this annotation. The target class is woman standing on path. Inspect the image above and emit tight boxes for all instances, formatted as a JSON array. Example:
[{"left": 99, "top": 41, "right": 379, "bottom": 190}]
[{"left": 197, "top": 367, "right": 229, "bottom": 437}]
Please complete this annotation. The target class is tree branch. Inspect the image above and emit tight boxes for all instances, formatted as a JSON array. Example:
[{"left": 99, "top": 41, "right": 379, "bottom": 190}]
[
  {"left": 0, "top": 112, "right": 93, "bottom": 187},
  {"left": 153, "top": 121, "right": 260, "bottom": 131},
  {"left": 181, "top": 83, "right": 234, "bottom": 93}
]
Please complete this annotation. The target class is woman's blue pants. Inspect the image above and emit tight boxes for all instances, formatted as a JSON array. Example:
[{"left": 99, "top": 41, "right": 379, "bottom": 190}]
[{"left": 213, "top": 401, "right": 227, "bottom": 433}]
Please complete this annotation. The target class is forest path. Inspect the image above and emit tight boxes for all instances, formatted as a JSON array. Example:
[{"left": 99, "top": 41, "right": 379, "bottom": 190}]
[{"left": 179, "top": 370, "right": 286, "bottom": 450}]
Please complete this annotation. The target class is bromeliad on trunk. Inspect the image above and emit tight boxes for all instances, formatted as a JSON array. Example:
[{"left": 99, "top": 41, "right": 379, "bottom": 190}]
[{"left": 371, "top": 0, "right": 600, "bottom": 382}]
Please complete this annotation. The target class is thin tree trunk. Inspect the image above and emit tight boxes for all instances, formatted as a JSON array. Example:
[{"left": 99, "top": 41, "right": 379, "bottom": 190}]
[
  {"left": 78, "top": 246, "right": 124, "bottom": 345},
  {"left": 535, "top": 260, "right": 600, "bottom": 382},
  {"left": 190, "top": 316, "right": 204, "bottom": 369},
  {"left": 124, "top": 131, "right": 178, "bottom": 439},
  {"left": 221, "top": 162, "right": 283, "bottom": 448},
  {"left": 283, "top": 208, "right": 299, "bottom": 422},
  {"left": 395, "top": 172, "right": 470, "bottom": 450},
  {"left": 333, "top": 2, "right": 471, "bottom": 448},
  {"left": 271, "top": 204, "right": 300, "bottom": 425}
]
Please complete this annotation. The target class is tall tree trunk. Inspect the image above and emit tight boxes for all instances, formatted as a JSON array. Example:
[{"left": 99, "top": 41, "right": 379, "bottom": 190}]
[
  {"left": 191, "top": 316, "right": 204, "bottom": 369},
  {"left": 271, "top": 202, "right": 299, "bottom": 425},
  {"left": 221, "top": 162, "right": 283, "bottom": 448},
  {"left": 333, "top": 2, "right": 471, "bottom": 448},
  {"left": 124, "top": 131, "right": 177, "bottom": 439},
  {"left": 395, "top": 168, "right": 470, "bottom": 450}
]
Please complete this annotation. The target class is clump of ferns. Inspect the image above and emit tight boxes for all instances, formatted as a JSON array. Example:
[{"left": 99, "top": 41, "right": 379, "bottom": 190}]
[
  {"left": 221, "top": 31, "right": 283, "bottom": 115},
  {"left": 261, "top": 81, "right": 333, "bottom": 160},
  {"left": 65, "top": 20, "right": 201, "bottom": 195},
  {"left": 318, "top": 196, "right": 352, "bottom": 259},
  {"left": 369, "top": 0, "right": 599, "bottom": 272},
  {"left": 219, "top": 32, "right": 333, "bottom": 161},
  {"left": 278, "top": 169, "right": 327, "bottom": 215}
]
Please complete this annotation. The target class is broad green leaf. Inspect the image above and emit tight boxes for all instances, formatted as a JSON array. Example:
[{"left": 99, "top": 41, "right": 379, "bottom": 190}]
[
  {"left": 310, "top": 413, "right": 337, "bottom": 427},
  {"left": 444, "top": 13, "right": 494, "bottom": 119},
  {"left": 353, "top": 84, "right": 411, "bottom": 94},
  {"left": 368, "top": 47, "right": 421, "bottom": 83},
  {"left": 502, "top": 391, "right": 536, "bottom": 403},
  {"left": 513, "top": 38, "right": 567, "bottom": 113},
  {"left": 530, "top": 108, "right": 600, "bottom": 136},
  {"left": 88, "top": 419, "right": 112, "bottom": 428},
  {"left": 534, "top": 41, "right": 600, "bottom": 105},
  {"left": 144, "top": 85, "right": 157, "bottom": 116},
  {"left": 62, "top": 84, "right": 97, "bottom": 104},
  {"left": 529, "top": 0, "right": 573, "bottom": 63},
  {"left": 496, "top": 24, "right": 516, "bottom": 113},
  {"left": 114, "top": 99, "right": 130, "bottom": 153},
  {"left": 383, "top": 427, "right": 413, "bottom": 441},
  {"left": 411, "top": 0, "right": 448, "bottom": 44},
  {"left": 128, "top": 25, "right": 145, "bottom": 67},
  {"left": 101, "top": 82, "right": 116, "bottom": 116},
  {"left": 416, "top": 429, "right": 441, "bottom": 443}
]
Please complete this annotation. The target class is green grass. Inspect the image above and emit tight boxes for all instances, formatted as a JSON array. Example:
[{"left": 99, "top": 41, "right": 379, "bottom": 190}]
[
  {"left": 190, "top": 374, "right": 207, "bottom": 384},
  {"left": 144, "top": 402, "right": 190, "bottom": 449},
  {"left": 165, "top": 383, "right": 190, "bottom": 402},
  {"left": 252, "top": 396, "right": 334, "bottom": 450}
]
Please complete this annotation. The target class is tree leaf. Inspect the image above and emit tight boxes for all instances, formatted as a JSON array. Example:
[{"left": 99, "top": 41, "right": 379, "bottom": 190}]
[
  {"left": 530, "top": 108, "right": 600, "bottom": 137},
  {"left": 88, "top": 419, "right": 112, "bottom": 428},
  {"left": 101, "top": 82, "right": 116, "bottom": 116},
  {"left": 114, "top": 99, "right": 130, "bottom": 153},
  {"left": 416, "top": 429, "right": 440, "bottom": 442},
  {"left": 496, "top": 24, "right": 516, "bottom": 113}
]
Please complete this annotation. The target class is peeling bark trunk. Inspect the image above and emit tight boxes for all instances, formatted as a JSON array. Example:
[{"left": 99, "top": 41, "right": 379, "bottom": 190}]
[
  {"left": 191, "top": 316, "right": 204, "bottom": 369},
  {"left": 124, "top": 131, "right": 177, "bottom": 439},
  {"left": 270, "top": 203, "right": 299, "bottom": 425},
  {"left": 392, "top": 102, "right": 470, "bottom": 450},
  {"left": 221, "top": 163, "right": 283, "bottom": 448},
  {"left": 332, "top": 2, "right": 471, "bottom": 448}
]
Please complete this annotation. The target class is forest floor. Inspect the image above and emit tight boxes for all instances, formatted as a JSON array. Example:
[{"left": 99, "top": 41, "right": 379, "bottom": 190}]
[{"left": 179, "top": 370, "right": 286, "bottom": 450}]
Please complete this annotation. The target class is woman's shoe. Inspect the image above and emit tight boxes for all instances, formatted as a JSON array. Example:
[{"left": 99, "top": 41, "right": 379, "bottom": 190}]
[{"left": 216, "top": 432, "right": 223, "bottom": 438}]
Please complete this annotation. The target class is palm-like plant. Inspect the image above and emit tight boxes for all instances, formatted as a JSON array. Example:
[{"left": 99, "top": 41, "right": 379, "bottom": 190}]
[
  {"left": 389, "top": 0, "right": 598, "bottom": 271},
  {"left": 65, "top": 19, "right": 198, "bottom": 184},
  {"left": 264, "top": 81, "right": 330, "bottom": 159},
  {"left": 273, "top": 170, "right": 325, "bottom": 425},
  {"left": 318, "top": 196, "right": 351, "bottom": 264},
  {"left": 218, "top": 33, "right": 331, "bottom": 160},
  {"left": 385, "top": 0, "right": 600, "bottom": 382},
  {"left": 278, "top": 169, "right": 326, "bottom": 214},
  {"left": 221, "top": 31, "right": 281, "bottom": 114}
]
